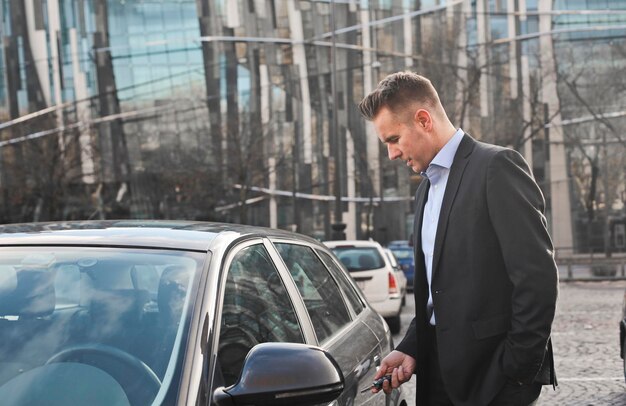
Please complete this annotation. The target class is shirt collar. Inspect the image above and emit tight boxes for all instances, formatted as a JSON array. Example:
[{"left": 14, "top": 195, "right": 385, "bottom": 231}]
[{"left": 430, "top": 128, "right": 464, "bottom": 170}]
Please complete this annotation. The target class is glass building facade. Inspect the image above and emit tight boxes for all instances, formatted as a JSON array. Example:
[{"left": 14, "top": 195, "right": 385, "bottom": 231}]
[{"left": 0, "top": 0, "right": 625, "bottom": 252}]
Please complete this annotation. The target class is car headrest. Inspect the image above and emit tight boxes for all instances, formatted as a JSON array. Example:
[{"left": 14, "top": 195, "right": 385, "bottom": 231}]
[
  {"left": 0, "top": 267, "right": 17, "bottom": 295},
  {"left": 157, "top": 265, "right": 191, "bottom": 323},
  {"left": 358, "top": 254, "right": 376, "bottom": 269},
  {"left": 0, "top": 269, "right": 55, "bottom": 317}
]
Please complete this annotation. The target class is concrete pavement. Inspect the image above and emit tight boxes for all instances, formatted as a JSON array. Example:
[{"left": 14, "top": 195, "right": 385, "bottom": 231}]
[
  {"left": 539, "top": 281, "right": 626, "bottom": 405},
  {"left": 392, "top": 281, "right": 626, "bottom": 405}
]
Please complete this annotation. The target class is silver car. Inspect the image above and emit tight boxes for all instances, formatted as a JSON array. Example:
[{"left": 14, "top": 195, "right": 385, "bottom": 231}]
[{"left": 0, "top": 221, "right": 408, "bottom": 406}]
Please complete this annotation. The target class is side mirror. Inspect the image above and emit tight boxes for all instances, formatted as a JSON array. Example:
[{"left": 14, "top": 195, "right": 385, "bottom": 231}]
[{"left": 213, "top": 342, "right": 344, "bottom": 406}]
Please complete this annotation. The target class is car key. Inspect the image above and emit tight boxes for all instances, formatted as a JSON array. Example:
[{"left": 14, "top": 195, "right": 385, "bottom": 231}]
[{"left": 360, "top": 375, "right": 392, "bottom": 393}]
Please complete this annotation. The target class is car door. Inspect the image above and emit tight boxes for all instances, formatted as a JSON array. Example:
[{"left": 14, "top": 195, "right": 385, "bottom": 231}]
[
  {"left": 271, "top": 241, "right": 387, "bottom": 406},
  {"left": 315, "top": 249, "right": 393, "bottom": 406}
]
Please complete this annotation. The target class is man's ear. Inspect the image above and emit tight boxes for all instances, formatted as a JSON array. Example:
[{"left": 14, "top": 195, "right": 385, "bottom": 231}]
[{"left": 413, "top": 109, "right": 432, "bottom": 131}]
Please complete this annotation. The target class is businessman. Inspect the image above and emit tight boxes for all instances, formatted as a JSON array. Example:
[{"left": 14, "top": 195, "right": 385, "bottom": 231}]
[{"left": 358, "top": 72, "right": 558, "bottom": 405}]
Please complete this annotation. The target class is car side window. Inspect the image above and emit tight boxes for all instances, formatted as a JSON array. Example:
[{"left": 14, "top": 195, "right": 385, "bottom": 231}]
[
  {"left": 274, "top": 243, "right": 351, "bottom": 343},
  {"left": 316, "top": 250, "right": 365, "bottom": 315},
  {"left": 217, "top": 244, "right": 304, "bottom": 386}
]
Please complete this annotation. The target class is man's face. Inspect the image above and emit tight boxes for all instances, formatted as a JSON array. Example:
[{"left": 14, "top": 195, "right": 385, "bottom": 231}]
[{"left": 372, "top": 106, "right": 437, "bottom": 173}]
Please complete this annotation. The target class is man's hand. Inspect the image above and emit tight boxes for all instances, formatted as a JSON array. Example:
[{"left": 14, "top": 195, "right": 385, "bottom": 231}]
[{"left": 372, "top": 350, "right": 416, "bottom": 394}]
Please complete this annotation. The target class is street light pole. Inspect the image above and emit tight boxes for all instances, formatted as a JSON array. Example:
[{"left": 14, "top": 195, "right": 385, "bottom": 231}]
[{"left": 330, "top": 0, "right": 346, "bottom": 240}]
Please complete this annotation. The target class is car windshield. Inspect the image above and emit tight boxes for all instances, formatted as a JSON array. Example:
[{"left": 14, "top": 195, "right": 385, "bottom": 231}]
[
  {"left": 331, "top": 247, "right": 385, "bottom": 272},
  {"left": 0, "top": 247, "right": 205, "bottom": 406},
  {"left": 390, "top": 248, "right": 414, "bottom": 260}
]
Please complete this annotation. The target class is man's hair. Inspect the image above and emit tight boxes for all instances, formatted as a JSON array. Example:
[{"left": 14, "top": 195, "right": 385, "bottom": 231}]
[{"left": 358, "top": 72, "right": 442, "bottom": 121}]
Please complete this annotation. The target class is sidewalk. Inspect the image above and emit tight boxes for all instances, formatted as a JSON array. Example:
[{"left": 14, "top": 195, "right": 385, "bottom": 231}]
[{"left": 538, "top": 281, "right": 626, "bottom": 405}]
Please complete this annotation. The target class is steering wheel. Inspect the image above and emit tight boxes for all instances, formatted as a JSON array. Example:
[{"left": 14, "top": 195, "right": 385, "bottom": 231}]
[{"left": 46, "top": 343, "right": 161, "bottom": 405}]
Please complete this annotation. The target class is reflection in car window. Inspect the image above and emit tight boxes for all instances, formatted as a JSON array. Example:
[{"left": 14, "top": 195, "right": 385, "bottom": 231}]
[
  {"left": 274, "top": 243, "right": 351, "bottom": 343},
  {"left": 316, "top": 250, "right": 365, "bottom": 315},
  {"left": 217, "top": 244, "right": 303, "bottom": 387}
]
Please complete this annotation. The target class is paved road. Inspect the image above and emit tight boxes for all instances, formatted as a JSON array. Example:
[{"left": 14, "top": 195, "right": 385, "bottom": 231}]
[{"left": 392, "top": 281, "right": 626, "bottom": 405}]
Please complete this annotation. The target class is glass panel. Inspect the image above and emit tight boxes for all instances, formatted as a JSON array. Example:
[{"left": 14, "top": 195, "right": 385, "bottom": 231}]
[
  {"left": 330, "top": 246, "right": 385, "bottom": 272},
  {"left": 0, "top": 247, "right": 204, "bottom": 405},
  {"left": 274, "top": 243, "right": 351, "bottom": 343},
  {"left": 217, "top": 244, "right": 303, "bottom": 387},
  {"left": 316, "top": 250, "right": 365, "bottom": 315}
]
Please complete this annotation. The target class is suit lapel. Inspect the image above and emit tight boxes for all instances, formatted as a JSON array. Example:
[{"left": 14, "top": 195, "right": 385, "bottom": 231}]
[
  {"left": 413, "top": 177, "right": 429, "bottom": 251},
  {"left": 431, "top": 134, "right": 475, "bottom": 277},
  {"left": 413, "top": 177, "right": 430, "bottom": 325}
]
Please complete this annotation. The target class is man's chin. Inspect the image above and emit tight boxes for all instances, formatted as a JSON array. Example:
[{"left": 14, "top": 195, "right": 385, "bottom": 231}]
[{"left": 405, "top": 160, "right": 423, "bottom": 173}]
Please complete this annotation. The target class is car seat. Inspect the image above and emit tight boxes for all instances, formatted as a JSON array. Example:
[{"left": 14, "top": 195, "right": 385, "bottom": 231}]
[
  {"left": 0, "top": 268, "right": 55, "bottom": 318},
  {"left": 89, "top": 288, "right": 150, "bottom": 347},
  {"left": 149, "top": 265, "right": 191, "bottom": 376},
  {"left": 0, "top": 268, "right": 57, "bottom": 385}
]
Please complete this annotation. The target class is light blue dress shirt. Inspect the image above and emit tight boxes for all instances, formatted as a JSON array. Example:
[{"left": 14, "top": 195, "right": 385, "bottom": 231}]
[{"left": 421, "top": 128, "right": 464, "bottom": 325}]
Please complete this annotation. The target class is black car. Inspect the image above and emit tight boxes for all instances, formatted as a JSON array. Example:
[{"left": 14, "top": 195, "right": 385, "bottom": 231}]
[{"left": 0, "top": 221, "right": 407, "bottom": 406}]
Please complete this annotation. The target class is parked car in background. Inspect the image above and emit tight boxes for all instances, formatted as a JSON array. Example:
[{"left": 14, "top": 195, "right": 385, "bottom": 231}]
[
  {"left": 324, "top": 240, "right": 403, "bottom": 334},
  {"left": 0, "top": 221, "right": 408, "bottom": 406},
  {"left": 383, "top": 248, "right": 407, "bottom": 306},
  {"left": 387, "top": 241, "right": 415, "bottom": 292}
]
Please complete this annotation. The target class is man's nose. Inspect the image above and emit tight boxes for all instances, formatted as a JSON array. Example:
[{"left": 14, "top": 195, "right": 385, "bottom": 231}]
[{"left": 388, "top": 145, "right": 401, "bottom": 160}]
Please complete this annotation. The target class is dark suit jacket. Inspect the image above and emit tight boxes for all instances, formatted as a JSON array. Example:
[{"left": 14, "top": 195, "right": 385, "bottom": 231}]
[{"left": 396, "top": 134, "right": 558, "bottom": 405}]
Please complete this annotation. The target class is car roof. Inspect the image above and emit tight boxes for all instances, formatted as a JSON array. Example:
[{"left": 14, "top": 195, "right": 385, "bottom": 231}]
[{"left": 0, "top": 220, "right": 319, "bottom": 252}]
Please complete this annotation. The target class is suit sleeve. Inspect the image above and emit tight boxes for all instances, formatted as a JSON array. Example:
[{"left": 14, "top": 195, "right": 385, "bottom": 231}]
[
  {"left": 486, "top": 149, "right": 558, "bottom": 384},
  {"left": 396, "top": 317, "right": 418, "bottom": 359},
  {"left": 395, "top": 180, "right": 429, "bottom": 361}
]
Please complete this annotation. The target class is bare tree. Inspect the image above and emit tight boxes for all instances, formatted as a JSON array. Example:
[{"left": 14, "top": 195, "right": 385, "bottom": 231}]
[
  {"left": 0, "top": 111, "right": 92, "bottom": 222},
  {"left": 556, "top": 41, "right": 626, "bottom": 254},
  {"left": 220, "top": 112, "right": 291, "bottom": 224}
]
